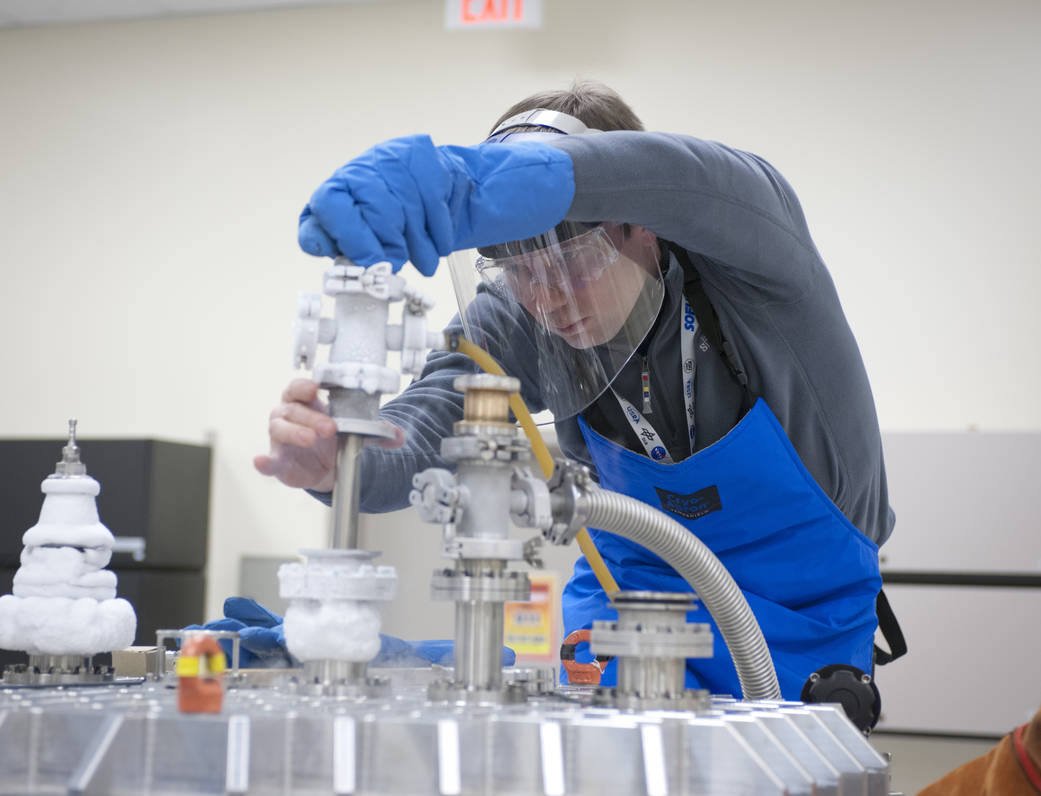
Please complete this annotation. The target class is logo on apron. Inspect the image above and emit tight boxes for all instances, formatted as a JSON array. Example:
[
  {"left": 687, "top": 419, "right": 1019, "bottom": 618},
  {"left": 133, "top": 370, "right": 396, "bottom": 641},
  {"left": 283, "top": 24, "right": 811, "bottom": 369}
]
[{"left": 654, "top": 484, "right": 722, "bottom": 521}]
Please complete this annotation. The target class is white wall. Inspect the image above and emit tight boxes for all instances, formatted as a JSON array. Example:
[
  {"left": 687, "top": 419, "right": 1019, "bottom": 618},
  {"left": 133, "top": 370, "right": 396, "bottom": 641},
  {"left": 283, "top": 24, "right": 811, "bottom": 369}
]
[{"left": 1, "top": 0, "right": 1038, "bottom": 621}]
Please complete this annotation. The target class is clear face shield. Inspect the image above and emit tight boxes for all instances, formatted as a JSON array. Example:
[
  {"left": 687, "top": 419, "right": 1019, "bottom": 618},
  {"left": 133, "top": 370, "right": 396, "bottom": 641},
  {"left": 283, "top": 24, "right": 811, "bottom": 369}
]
[{"left": 447, "top": 220, "right": 665, "bottom": 422}]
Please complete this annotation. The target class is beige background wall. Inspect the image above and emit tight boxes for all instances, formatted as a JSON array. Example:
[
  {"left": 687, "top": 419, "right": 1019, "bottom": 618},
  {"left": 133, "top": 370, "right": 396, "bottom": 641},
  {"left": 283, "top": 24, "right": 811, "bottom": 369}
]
[{"left": 1, "top": 0, "right": 1038, "bottom": 627}]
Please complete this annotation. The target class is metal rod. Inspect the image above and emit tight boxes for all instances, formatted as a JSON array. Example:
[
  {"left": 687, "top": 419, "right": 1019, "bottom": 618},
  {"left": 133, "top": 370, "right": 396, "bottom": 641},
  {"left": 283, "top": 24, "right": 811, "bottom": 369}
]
[
  {"left": 330, "top": 433, "right": 364, "bottom": 549},
  {"left": 454, "top": 600, "right": 505, "bottom": 691},
  {"left": 302, "top": 659, "right": 367, "bottom": 686}
]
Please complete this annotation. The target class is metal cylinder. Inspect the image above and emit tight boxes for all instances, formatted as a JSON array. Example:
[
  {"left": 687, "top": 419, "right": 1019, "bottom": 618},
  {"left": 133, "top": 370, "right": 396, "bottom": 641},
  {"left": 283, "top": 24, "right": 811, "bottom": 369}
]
[
  {"left": 328, "top": 389, "right": 380, "bottom": 428},
  {"left": 330, "top": 433, "right": 364, "bottom": 549},
  {"left": 453, "top": 566, "right": 507, "bottom": 692},
  {"left": 330, "top": 290, "right": 389, "bottom": 371},
  {"left": 431, "top": 559, "right": 528, "bottom": 693},
  {"left": 428, "top": 374, "right": 529, "bottom": 699},
  {"left": 462, "top": 387, "right": 511, "bottom": 425},
  {"left": 590, "top": 592, "right": 712, "bottom": 710},
  {"left": 28, "top": 654, "right": 92, "bottom": 674},
  {"left": 616, "top": 656, "right": 688, "bottom": 698},
  {"left": 302, "top": 659, "right": 368, "bottom": 687},
  {"left": 453, "top": 374, "right": 518, "bottom": 433},
  {"left": 454, "top": 461, "right": 513, "bottom": 541}
]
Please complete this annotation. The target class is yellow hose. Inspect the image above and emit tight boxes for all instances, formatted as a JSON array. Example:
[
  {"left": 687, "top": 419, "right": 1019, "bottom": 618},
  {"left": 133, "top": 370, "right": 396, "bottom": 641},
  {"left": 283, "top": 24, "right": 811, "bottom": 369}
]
[{"left": 450, "top": 334, "right": 620, "bottom": 597}]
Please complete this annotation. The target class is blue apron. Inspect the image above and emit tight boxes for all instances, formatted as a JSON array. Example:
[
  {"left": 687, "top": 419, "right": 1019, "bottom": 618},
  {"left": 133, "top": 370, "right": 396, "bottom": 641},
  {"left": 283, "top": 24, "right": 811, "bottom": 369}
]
[{"left": 563, "top": 398, "right": 882, "bottom": 699}]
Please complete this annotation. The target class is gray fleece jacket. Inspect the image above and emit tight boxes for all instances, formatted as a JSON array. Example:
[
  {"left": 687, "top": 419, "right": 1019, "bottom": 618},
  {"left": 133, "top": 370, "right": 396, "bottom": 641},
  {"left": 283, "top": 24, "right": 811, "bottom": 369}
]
[{"left": 341, "top": 131, "right": 894, "bottom": 546}]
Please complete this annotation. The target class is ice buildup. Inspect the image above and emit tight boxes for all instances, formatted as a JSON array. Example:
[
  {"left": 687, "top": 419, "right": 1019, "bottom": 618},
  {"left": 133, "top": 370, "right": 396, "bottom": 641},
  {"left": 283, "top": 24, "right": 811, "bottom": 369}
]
[
  {"left": 278, "top": 548, "right": 396, "bottom": 663},
  {"left": 0, "top": 421, "right": 136, "bottom": 656}
]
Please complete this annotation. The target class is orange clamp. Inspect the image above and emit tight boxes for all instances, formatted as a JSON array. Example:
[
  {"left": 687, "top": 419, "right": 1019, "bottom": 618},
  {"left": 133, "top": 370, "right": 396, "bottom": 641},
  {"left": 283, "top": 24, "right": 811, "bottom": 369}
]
[
  {"left": 176, "top": 634, "right": 227, "bottom": 714},
  {"left": 560, "top": 629, "right": 612, "bottom": 685}
]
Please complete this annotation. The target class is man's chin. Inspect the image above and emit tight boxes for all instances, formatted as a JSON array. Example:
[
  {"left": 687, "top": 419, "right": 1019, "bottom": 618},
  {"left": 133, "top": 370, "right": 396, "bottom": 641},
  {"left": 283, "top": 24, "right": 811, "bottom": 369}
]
[
  {"left": 549, "top": 317, "right": 595, "bottom": 348},
  {"left": 559, "top": 328, "right": 608, "bottom": 350}
]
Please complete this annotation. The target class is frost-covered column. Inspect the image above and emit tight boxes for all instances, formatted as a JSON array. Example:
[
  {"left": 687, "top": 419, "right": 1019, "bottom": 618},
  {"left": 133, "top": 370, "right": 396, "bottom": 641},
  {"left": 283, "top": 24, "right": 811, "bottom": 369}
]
[
  {"left": 278, "top": 549, "right": 396, "bottom": 685},
  {"left": 280, "top": 259, "right": 437, "bottom": 688},
  {"left": 410, "top": 376, "right": 535, "bottom": 700},
  {"left": 0, "top": 421, "right": 136, "bottom": 667}
]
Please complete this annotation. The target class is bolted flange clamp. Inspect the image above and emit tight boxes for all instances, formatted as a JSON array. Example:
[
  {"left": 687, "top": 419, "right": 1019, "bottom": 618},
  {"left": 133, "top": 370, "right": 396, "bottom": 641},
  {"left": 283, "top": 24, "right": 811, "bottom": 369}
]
[
  {"left": 591, "top": 620, "right": 714, "bottom": 659},
  {"left": 430, "top": 569, "right": 530, "bottom": 603},
  {"left": 544, "top": 459, "right": 593, "bottom": 545},
  {"left": 441, "top": 434, "right": 530, "bottom": 465},
  {"left": 409, "top": 468, "right": 467, "bottom": 525}
]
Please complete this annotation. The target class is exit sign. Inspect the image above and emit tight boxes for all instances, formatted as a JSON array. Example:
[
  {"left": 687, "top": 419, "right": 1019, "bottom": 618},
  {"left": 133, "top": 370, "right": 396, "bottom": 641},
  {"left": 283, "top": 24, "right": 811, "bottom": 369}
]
[{"left": 445, "top": 0, "right": 543, "bottom": 29}]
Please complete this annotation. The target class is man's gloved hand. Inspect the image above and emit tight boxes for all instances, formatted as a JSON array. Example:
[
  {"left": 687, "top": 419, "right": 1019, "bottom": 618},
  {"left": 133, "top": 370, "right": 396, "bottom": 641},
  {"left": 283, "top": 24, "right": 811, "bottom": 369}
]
[
  {"left": 185, "top": 597, "right": 517, "bottom": 669},
  {"left": 298, "top": 134, "right": 575, "bottom": 276}
]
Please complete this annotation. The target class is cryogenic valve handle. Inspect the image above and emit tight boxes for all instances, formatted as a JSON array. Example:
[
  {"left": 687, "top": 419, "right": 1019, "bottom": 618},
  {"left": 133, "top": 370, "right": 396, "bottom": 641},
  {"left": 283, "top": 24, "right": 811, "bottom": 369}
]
[
  {"left": 326, "top": 260, "right": 404, "bottom": 301},
  {"left": 291, "top": 262, "right": 441, "bottom": 385}
]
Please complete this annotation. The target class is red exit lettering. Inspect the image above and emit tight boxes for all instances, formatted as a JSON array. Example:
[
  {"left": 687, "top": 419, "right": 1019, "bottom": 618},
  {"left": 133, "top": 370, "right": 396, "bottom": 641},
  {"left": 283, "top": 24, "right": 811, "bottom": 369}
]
[{"left": 461, "top": 0, "right": 525, "bottom": 24}]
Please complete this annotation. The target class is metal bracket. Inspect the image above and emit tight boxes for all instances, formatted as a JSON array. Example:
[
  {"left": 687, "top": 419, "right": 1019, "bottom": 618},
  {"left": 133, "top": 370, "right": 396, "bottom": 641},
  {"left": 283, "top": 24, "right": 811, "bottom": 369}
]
[
  {"left": 314, "top": 361, "right": 400, "bottom": 395},
  {"left": 510, "top": 467, "right": 552, "bottom": 530},
  {"left": 544, "top": 459, "right": 593, "bottom": 545},
  {"left": 409, "top": 468, "right": 468, "bottom": 525},
  {"left": 324, "top": 261, "right": 405, "bottom": 301},
  {"left": 522, "top": 535, "right": 544, "bottom": 569},
  {"left": 441, "top": 536, "right": 525, "bottom": 561}
]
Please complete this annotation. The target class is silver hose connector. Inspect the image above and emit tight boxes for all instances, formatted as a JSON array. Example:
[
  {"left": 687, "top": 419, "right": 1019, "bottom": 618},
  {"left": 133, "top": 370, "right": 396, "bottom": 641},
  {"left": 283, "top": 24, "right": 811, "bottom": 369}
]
[
  {"left": 534, "top": 459, "right": 780, "bottom": 700},
  {"left": 580, "top": 488, "right": 780, "bottom": 700}
]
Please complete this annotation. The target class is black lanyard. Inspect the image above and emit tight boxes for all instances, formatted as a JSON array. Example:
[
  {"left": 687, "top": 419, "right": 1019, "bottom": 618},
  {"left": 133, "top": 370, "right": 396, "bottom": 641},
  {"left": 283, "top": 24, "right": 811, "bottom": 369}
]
[{"left": 664, "top": 241, "right": 756, "bottom": 412}]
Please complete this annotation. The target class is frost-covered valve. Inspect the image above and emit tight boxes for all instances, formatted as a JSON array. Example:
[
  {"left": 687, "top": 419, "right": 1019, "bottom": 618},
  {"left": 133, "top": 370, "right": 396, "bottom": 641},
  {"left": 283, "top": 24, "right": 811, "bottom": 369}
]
[
  {"left": 278, "top": 549, "right": 396, "bottom": 664},
  {"left": 0, "top": 421, "right": 136, "bottom": 665},
  {"left": 291, "top": 259, "right": 442, "bottom": 436}
]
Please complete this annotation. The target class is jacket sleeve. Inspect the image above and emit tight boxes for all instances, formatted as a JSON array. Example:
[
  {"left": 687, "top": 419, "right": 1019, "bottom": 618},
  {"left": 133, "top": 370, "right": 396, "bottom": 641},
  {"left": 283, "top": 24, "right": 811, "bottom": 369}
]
[{"left": 549, "top": 131, "right": 824, "bottom": 302}]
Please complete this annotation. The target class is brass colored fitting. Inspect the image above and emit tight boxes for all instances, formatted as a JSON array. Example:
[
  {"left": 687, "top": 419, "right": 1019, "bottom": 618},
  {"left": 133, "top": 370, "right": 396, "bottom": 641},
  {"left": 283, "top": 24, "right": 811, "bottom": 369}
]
[{"left": 453, "top": 374, "right": 519, "bottom": 431}]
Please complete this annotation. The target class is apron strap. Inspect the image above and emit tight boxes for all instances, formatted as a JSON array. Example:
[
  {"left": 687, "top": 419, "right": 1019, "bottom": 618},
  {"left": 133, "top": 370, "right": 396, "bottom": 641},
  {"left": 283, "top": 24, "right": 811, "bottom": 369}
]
[
  {"left": 664, "top": 241, "right": 756, "bottom": 411},
  {"left": 873, "top": 588, "right": 908, "bottom": 665}
]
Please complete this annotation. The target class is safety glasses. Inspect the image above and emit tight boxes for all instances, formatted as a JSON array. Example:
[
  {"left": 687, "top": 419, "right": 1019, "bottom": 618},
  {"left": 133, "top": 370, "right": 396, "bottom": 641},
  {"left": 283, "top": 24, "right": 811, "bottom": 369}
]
[{"left": 474, "top": 224, "right": 621, "bottom": 302}]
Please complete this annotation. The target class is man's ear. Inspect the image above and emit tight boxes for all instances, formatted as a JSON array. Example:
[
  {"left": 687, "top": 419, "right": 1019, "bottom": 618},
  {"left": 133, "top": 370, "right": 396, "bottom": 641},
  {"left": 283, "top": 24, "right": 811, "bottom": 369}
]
[{"left": 619, "top": 224, "right": 662, "bottom": 275}]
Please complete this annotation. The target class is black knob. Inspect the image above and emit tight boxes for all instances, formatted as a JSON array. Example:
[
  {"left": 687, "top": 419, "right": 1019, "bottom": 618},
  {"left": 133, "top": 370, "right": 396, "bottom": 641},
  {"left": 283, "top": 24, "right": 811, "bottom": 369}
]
[{"left": 800, "top": 664, "right": 881, "bottom": 733}]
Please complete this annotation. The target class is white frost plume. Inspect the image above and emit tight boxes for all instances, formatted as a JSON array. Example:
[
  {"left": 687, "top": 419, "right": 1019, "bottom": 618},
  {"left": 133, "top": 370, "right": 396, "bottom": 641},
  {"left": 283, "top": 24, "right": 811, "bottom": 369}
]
[
  {"left": 0, "top": 595, "right": 136, "bottom": 656},
  {"left": 22, "top": 476, "right": 115, "bottom": 549},
  {"left": 13, "top": 545, "right": 117, "bottom": 601},
  {"left": 0, "top": 468, "right": 137, "bottom": 655},
  {"left": 283, "top": 599, "right": 381, "bottom": 662}
]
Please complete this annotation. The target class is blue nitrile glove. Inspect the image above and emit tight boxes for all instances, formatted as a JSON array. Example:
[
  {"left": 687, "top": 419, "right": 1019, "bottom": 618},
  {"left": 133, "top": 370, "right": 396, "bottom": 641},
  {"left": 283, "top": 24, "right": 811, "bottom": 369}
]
[
  {"left": 370, "top": 637, "right": 517, "bottom": 668},
  {"left": 183, "top": 597, "right": 292, "bottom": 668},
  {"left": 187, "top": 597, "right": 518, "bottom": 669},
  {"left": 298, "top": 134, "right": 575, "bottom": 276}
]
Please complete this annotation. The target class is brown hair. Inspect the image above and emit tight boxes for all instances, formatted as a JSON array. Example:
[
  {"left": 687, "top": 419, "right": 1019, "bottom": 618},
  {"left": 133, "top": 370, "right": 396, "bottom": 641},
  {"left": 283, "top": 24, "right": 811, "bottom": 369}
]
[{"left": 489, "top": 79, "right": 644, "bottom": 135}]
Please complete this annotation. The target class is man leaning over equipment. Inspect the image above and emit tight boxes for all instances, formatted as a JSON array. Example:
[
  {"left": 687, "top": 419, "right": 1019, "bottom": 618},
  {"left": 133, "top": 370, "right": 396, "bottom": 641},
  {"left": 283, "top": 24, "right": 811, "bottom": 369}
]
[{"left": 255, "top": 80, "right": 899, "bottom": 699}]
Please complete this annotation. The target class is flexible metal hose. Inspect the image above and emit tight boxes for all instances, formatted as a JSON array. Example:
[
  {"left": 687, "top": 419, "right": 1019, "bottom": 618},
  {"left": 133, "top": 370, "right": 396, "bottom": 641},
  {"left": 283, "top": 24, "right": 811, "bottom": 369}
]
[{"left": 583, "top": 488, "right": 781, "bottom": 700}]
